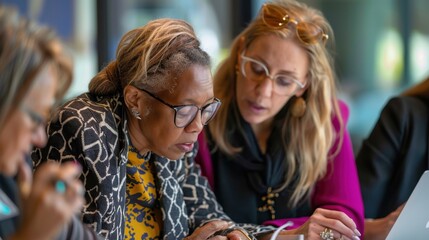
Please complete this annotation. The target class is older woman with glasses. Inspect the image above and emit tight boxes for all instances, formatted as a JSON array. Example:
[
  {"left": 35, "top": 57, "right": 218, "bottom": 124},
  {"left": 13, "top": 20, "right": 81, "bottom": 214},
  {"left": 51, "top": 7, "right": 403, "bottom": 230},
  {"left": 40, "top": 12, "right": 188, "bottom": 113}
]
[
  {"left": 33, "top": 18, "right": 275, "bottom": 240},
  {"left": 196, "top": 0, "right": 364, "bottom": 239}
]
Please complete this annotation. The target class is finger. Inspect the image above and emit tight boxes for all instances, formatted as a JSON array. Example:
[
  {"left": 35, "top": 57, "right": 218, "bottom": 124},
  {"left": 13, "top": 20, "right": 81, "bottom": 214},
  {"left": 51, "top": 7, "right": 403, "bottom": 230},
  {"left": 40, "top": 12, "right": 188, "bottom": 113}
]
[
  {"left": 33, "top": 162, "right": 60, "bottom": 185},
  {"left": 316, "top": 226, "right": 353, "bottom": 240},
  {"left": 56, "top": 161, "right": 82, "bottom": 181},
  {"left": 227, "top": 230, "right": 251, "bottom": 240},
  {"left": 64, "top": 180, "right": 85, "bottom": 212},
  {"left": 312, "top": 208, "right": 360, "bottom": 238},
  {"left": 314, "top": 208, "right": 356, "bottom": 228},
  {"left": 209, "top": 236, "right": 227, "bottom": 240},
  {"left": 17, "top": 160, "right": 33, "bottom": 198},
  {"left": 189, "top": 220, "right": 229, "bottom": 239}
]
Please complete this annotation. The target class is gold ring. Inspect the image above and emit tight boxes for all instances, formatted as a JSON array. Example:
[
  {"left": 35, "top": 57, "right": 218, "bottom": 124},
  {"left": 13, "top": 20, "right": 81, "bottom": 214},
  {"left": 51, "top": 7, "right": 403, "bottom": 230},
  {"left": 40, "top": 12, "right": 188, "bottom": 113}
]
[{"left": 320, "top": 228, "right": 334, "bottom": 240}]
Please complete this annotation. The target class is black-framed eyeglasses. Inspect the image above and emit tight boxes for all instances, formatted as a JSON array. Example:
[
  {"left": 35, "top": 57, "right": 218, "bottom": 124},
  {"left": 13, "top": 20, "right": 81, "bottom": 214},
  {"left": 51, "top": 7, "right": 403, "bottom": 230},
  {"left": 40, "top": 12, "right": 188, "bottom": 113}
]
[
  {"left": 138, "top": 88, "right": 221, "bottom": 128},
  {"left": 240, "top": 52, "right": 305, "bottom": 96}
]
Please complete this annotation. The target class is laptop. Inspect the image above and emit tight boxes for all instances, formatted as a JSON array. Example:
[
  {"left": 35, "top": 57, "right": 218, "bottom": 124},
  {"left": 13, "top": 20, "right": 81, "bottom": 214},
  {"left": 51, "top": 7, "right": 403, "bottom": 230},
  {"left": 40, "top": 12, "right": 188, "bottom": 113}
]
[{"left": 386, "top": 170, "right": 429, "bottom": 240}]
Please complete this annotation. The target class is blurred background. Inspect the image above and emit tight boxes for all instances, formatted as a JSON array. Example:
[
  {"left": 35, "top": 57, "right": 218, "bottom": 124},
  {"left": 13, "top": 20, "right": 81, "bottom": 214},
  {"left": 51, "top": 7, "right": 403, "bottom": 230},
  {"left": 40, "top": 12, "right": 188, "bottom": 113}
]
[{"left": 1, "top": 0, "right": 428, "bottom": 154}]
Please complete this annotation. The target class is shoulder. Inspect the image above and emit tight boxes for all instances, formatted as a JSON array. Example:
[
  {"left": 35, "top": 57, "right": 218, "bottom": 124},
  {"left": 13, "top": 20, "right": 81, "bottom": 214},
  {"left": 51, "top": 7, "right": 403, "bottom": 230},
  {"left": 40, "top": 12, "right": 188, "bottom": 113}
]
[
  {"left": 379, "top": 96, "right": 428, "bottom": 122},
  {"left": 55, "top": 93, "right": 123, "bottom": 124},
  {"left": 385, "top": 95, "right": 427, "bottom": 111}
]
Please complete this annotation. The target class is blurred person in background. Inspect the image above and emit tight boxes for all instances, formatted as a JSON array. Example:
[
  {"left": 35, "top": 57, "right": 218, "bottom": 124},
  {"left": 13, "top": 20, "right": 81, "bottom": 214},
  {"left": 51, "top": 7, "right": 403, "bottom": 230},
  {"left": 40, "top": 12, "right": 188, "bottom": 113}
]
[
  {"left": 196, "top": 0, "right": 364, "bottom": 239},
  {"left": 357, "top": 76, "right": 429, "bottom": 240},
  {"left": 0, "top": 6, "right": 99, "bottom": 240}
]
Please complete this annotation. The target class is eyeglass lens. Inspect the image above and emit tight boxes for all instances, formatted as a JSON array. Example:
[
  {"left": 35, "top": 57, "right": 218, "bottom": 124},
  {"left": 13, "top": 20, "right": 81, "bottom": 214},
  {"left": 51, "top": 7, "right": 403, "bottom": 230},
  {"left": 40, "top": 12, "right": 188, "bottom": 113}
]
[
  {"left": 175, "top": 100, "right": 221, "bottom": 128},
  {"left": 241, "top": 57, "right": 301, "bottom": 96}
]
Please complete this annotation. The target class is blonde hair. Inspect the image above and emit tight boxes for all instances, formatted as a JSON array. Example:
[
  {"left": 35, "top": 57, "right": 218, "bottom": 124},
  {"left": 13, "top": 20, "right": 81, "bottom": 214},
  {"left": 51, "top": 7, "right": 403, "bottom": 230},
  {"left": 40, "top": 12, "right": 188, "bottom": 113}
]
[
  {"left": 89, "top": 18, "right": 210, "bottom": 95},
  {"left": 0, "top": 6, "right": 72, "bottom": 127},
  {"left": 208, "top": 0, "right": 343, "bottom": 206}
]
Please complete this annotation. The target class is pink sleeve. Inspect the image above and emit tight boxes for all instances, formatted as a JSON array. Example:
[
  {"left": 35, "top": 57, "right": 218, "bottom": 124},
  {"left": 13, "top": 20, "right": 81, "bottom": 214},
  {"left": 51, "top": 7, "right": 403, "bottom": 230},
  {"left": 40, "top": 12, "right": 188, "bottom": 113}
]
[
  {"left": 263, "top": 101, "right": 365, "bottom": 234},
  {"left": 196, "top": 131, "right": 215, "bottom": 189}
]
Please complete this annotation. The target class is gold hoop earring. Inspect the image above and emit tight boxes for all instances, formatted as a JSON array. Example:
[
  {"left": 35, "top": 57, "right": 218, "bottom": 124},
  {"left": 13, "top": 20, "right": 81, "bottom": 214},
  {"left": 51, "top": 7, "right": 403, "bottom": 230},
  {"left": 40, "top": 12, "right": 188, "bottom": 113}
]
[{"left": 291, "top": 97, "right": 306, "bottom": 118}]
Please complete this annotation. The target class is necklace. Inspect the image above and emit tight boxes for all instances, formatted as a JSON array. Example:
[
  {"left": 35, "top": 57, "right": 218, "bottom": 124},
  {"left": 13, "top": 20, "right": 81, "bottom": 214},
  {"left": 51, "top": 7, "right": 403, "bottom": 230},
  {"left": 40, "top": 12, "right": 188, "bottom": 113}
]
[{"left": 257, "top": 187, "right": 280, "bottom": 219}]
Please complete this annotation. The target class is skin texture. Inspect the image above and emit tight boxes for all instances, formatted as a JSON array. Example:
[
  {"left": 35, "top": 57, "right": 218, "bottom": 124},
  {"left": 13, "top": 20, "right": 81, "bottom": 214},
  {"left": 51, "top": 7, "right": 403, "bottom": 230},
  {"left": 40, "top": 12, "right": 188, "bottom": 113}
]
[
  {"left": 0, "top": 65, "right": 55, "bottom": 175},
  {"left": 125, "top": 64, "right": 215, "bottom": 160},
  {"left": 235, "top": 34, "right": 362, "bottom": 240},
  {"left": 125, "top": 64, "right": 252, "bottom": 239},
  {"left": 236, "top": 34, "right": 307, "bottom": 153},
  {"left": 0, "top": 65, "right": 84, "bottom": 240}
]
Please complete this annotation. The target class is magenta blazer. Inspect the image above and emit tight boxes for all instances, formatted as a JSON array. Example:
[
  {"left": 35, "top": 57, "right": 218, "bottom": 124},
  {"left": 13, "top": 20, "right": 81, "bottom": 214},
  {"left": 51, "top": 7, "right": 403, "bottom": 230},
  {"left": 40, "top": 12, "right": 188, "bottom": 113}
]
[{"left": 196, "top": 101, "right": 364, "bottom": 233}]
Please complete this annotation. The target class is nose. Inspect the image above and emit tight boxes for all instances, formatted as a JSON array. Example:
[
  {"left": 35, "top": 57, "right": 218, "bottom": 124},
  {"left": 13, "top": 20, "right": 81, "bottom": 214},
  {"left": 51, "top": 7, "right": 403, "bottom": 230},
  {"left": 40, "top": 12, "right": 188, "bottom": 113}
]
[
  {"left": 184, "top": 111, "right": 204, "bottom": 133},
  {"left": 256, "top": 75, "right": 274, "bottom": 97},
  {"left": 31, "top": 125, "right": 48, "bottom": 148}
]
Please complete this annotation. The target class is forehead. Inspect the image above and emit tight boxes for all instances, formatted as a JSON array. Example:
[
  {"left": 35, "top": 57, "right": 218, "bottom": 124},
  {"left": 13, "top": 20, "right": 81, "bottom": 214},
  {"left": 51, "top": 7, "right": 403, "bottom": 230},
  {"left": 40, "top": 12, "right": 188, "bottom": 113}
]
[
  {"left": 23, "top": 65, "right": 57, "bottom": 110},
  {"left": 161, "top": 64, "right": 213, "bottom": 104},
  {"left": 246, "top": 34, "right": 309, "bottom": 75}
]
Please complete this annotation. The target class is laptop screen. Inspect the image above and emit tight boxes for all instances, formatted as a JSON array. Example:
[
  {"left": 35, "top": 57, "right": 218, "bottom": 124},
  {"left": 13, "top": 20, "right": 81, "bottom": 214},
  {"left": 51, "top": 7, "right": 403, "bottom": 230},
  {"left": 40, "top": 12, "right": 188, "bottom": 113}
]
[{"left": 386, "top": 170, "right": 429, "bottom": 240}]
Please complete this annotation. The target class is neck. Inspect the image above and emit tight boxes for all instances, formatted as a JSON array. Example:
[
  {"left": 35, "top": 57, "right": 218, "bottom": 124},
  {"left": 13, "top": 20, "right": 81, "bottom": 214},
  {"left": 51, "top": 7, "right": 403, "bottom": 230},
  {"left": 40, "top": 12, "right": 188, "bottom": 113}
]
[
  {"left": 251, "top": 120, "right": 273, "bottom": 154},
  {"left": 127, "top": 113, "right": 150, "bottom": 156}
]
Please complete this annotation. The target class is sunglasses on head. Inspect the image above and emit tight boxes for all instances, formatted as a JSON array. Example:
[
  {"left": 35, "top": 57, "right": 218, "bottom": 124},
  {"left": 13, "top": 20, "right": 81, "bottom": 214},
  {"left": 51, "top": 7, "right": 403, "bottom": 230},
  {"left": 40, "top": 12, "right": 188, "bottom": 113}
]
[{"left": 261, "top": 3, "right": 329, "bottom": 45}]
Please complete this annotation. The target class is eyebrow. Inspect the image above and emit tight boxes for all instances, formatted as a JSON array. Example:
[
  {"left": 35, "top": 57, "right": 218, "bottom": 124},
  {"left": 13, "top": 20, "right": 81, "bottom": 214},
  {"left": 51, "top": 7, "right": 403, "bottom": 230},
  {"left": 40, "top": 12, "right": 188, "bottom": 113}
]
[{"left": 252, "top": 55, "right": 301, "bottom": 80}]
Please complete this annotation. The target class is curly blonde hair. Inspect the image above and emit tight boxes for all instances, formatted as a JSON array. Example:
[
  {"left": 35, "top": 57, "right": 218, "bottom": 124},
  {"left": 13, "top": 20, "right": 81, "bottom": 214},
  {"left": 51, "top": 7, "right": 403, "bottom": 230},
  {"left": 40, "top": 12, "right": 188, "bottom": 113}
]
[{"left": 208, "top": 0, "right": 343, "bottom": 207}]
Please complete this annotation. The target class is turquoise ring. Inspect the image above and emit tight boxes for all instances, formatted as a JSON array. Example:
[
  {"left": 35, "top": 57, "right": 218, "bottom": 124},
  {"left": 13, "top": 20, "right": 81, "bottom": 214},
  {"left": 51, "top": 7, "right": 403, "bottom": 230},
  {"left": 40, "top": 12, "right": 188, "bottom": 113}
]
[{"left": 54, "top": 180, "right": 67, "bottom": 194}]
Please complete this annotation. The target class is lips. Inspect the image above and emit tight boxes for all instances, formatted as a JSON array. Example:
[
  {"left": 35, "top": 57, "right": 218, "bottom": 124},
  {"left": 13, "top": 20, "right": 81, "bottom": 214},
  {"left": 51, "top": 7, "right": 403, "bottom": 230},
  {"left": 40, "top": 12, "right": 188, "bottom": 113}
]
[
  {"left": 176, "top": 142, "right": 195, "bottom": 153},
  {"left": 247, "top": 100, "right": 267, "bottom": 113}
]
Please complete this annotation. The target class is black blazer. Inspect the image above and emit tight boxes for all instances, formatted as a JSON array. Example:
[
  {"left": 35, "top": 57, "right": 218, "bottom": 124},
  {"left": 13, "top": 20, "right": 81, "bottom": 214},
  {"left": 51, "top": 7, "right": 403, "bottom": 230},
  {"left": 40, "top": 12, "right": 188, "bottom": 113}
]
[{"left": 356, "top": 96, "right": 429, "bottom": 218}]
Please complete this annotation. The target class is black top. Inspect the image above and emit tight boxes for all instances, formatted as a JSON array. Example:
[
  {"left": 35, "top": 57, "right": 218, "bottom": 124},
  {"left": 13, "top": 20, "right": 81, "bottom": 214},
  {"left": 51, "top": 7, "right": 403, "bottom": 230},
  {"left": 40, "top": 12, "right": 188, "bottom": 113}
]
[
  {"left": 356, "top": 96, "right": 429, "bottom": 218},
  {"left": 207, "top": 102, "right": 311, "bottom": 224}
]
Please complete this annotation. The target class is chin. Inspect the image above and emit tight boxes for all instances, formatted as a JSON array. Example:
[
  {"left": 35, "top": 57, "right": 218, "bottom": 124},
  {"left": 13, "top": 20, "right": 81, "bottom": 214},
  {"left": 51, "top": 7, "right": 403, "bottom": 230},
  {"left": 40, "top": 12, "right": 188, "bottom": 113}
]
[
  {"left": 0, "top": 162, "right": 18, "bottom": 176},
  {"left": 153, "top": 149, "right": 184, "bottom": 161},
  {"left": 166, "top": 152, "right": 185, "bottom": 161}
]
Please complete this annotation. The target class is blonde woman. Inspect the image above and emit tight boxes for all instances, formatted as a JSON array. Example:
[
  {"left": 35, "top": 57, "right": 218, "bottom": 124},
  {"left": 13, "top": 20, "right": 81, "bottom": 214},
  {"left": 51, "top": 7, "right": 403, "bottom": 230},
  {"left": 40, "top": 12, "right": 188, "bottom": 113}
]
[{"left": 196, "top": 0, "right": 363, "bottom": 239}]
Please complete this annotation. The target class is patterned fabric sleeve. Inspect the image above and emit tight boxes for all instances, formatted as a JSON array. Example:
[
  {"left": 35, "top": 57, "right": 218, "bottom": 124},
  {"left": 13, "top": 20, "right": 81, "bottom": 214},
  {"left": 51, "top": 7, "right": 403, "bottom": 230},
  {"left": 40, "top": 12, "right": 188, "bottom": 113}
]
[
  {"left": 32, "top": 99, "right": 124, "bottom": 240},
  {"left": 180, "top": 144, "right": 275, "bottom": 239}
]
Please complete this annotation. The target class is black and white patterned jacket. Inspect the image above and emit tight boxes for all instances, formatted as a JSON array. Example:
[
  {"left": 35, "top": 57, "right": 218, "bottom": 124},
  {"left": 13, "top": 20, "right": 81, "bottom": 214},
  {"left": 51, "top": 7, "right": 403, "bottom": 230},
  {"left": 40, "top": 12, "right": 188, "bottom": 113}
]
[{"left": 32, "top": 93, "right": 271, "bottom": 240}]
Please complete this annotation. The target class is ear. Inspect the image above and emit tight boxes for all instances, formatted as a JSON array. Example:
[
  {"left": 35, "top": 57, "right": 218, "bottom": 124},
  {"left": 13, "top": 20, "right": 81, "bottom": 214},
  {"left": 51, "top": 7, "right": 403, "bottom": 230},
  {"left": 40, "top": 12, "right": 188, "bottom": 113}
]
[
  {"left": 294, "top": 80, "right": 309, "bottom": 97},
  {"left": 123, "top": 85, "right": 142, "bottom": 110}
]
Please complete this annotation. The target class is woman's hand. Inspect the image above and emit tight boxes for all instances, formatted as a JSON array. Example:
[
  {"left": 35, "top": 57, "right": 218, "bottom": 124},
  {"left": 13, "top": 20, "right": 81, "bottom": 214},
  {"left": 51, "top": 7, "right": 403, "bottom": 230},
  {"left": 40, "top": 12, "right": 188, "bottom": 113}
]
[
  {"left": 185, "top": 221, "right": 252, "bottom": 240},
  {"left": 10, "top": 161, "right": 84, "bottom": 240},
  {"left": 364, "top": 204, "right": 404, "bottom": 240},
  {"left": 285, "top": 208, "right": 361, "bottom": 240}
]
